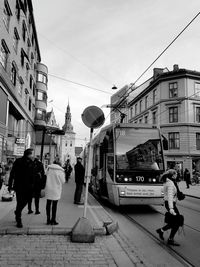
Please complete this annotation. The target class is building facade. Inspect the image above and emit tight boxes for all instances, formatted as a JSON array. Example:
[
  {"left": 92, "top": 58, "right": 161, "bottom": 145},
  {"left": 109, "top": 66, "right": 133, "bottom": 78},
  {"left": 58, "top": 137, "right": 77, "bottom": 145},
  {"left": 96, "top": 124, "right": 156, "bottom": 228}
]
[
  {"left": 60, "top": 103, "right": 76, "bottom": 165},
  {"left": 0, "top": 0, "right": 47, "bottom": 162},
  {"left": 111, "top": 65, "right": 200, "bottom": 176}
]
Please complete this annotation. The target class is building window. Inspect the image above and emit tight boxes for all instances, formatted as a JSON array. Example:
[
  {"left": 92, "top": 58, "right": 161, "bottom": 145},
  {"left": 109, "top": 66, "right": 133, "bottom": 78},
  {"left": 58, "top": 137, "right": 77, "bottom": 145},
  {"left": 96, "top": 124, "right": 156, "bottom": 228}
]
[
  {"left": 29, "top": 75, "right": 33, "bottom": 90},
  {"left": 24, "top": 89, "right": 29, "bottom": 105},
  {"left": 196, "top": 107, "right": 200, "bottom": 123},
  {"left": 29, "top": 98, "right": 32, "bottom": 111},
  {"left": 169, "top": 107, "right": 178, "bottom": 123},
  {"left": 145, "top": 95, "right": 148, "bottom": 109},
  {"left": 18, "top": 77, "right": 23, "bottom": 96},
  {"left": 196, "top": 133, "right": 200, "bottom": 150},
  {"left": 153, "top": 89, "right": 157, "bottom": 104},
  {"left": 169, "top": 82, "right": 178, "bottom": 98},
  {"left": 33, "top": 84, "right": 36, "bottom": 97},
  {"left": 37, "top": 72, "right": 47, "bottom": 84},
  {"left": 135, "top": 103, "right": 138, "bottom": 115},
  {"left": 32, "top": 104, "right": 35, "bottom": 117},
  {"left": 13, "top": 28, "right": 19, "bottom": 53},
  {"left": 139, "top": 100, "right": 142, "bottom": 113},
  {"left": 130, "top": 107, "right": 133, "bottom": 118},
  {"left": 27, "top": 39, "right": 31, "bottom": 57},
  {"left": 11, "top": 63, "right": 17, "bottom": 86},
  {"left": 3, "top": 0, "right": 12, "bottom": 31},
  {"left": 0, "top": 40, "right": 9, "bottom": 69},
  {"left": 36, "top": 109, "right": 46, "bottom": 120},
  {"left": 65, "top": 141, "right": 68, "bottom": 147},
  {"left": 31, "top": 34, "right": 35, "bottom": 46},
  {"left": 152, "top": 111, "right": 157, "bottom": 124},
  {"left": 36, "top": 91, "right": 45, "bottom": 101},
  {"left": 31, "top": 53, "right": 34, "bottom": 67},
  {"left": 134, "top": 120, "right": 137, "bottom": 124},
  {"left": 70, "top": 141, "right": 72, "bottom": 147},
  {"left": 139, "top": 118, "right": 142, "bottom": 123},
  {"left": 144, "top": 115, "right": 148, "bottom": 124},
  {"left": 22, "top": 21, "right": 27, "bottom": 42},
  {"left": 195, "top": 83, "right": 200, "bottom": 98},
  {"left": 26, "top": 63, "right": 29, "bottom": 80},
  {"left": 15, "top": 0, "right": 20, "bottom": 21},
  {"left": 169, "top": 132, "right": 180, "bottom": 149}
]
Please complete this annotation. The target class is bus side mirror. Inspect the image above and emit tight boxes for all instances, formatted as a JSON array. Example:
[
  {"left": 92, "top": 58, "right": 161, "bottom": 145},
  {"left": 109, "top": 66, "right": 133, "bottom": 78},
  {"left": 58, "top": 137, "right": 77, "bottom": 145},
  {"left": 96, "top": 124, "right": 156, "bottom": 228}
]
[{"left": 162, "top": 136, "right": 168, "bottom": 150}]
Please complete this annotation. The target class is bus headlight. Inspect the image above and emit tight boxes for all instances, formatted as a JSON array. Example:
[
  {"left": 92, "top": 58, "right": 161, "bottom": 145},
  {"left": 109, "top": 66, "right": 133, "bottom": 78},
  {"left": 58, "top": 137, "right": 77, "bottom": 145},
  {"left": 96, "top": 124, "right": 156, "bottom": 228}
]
[
  {"left": 119, "top": 190, "right": 125, "bottom": 196},
  {"left": 153, "top": 178, "right": 156, "bottom": 182},
  {"left": 124, "top": 177, "right": 128, "bottom": 182}
]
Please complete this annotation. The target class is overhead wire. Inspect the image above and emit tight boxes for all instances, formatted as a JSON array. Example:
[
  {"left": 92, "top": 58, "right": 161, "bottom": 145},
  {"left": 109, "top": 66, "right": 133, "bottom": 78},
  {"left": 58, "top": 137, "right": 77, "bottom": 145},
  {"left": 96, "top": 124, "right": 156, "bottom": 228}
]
[{"left": 110, "top": 11, "right": 200, "bottom": 114}]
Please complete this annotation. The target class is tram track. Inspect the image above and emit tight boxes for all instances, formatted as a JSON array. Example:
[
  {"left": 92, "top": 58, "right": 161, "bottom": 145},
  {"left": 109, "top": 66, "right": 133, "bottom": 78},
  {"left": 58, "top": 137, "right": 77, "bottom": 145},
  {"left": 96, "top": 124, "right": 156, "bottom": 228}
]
[
  {"left": 120, "top": 211, "right": 194, "bottom": 267},
  {"left": 97, "top": 197, "right": 196, "bottom": 267}
]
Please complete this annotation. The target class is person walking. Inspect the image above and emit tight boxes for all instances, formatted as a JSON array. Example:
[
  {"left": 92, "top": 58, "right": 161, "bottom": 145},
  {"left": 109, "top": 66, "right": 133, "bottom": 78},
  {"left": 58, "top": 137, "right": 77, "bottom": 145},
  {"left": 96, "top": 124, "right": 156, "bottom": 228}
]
[
  {"left": 28, "top": 157, "right": 45, "bottom": 215},
  {"left": 74, "top": 157, "right": 85, "bottom": 205},
  {"left": 45, "top": 159, "right": 65, "bottom": 225},
  {"left": 184, "top": 168, "right": 191, "bottom": 188},
  {"left": 8, "top": 149, "right": 35, "bottom": 228},
  {"left": 156, "top": 169, "right": 182, "bottom": 246},
  {"left": 63, "top": 159, "right": 72, "bottom": 183}
]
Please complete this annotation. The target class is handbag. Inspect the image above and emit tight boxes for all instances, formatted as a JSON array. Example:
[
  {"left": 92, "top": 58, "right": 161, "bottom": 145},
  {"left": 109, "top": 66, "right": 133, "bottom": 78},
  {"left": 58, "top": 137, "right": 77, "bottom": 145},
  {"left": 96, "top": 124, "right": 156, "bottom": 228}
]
[
  {"left": 174, "top": 181, "right": 185, "bottom": 201},
  {"left": 164, "top": 212, "right": 184, "bottom": 227},
  {"left": 177, "top": 191, "right": 185, "bottom": 201}
]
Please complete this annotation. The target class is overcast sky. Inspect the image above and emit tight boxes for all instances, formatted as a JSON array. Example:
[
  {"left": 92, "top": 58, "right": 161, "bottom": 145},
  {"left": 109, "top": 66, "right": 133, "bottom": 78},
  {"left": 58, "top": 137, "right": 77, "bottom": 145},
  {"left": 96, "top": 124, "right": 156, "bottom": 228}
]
[{"left": 32, "top": 0, "right": 200, "bottom": 146}]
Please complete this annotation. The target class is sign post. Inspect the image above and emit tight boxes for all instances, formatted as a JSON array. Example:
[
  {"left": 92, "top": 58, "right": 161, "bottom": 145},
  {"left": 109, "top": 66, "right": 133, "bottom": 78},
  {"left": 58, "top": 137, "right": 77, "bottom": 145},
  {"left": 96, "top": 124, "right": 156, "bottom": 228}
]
[{"left": 71, "top": 106, "right": 105, "bottom": 243}]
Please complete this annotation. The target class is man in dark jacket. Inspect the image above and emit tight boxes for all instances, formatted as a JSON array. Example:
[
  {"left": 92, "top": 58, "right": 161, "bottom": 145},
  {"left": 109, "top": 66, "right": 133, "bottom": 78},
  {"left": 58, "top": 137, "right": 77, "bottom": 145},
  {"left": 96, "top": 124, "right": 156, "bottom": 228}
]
[
  {"left": 8, "top": 148, "right": 35, "bottom": 228},
  {"left": 74, "top": 157, "right": 85, "bottom": 204},
  {"left": 28, "top": 157, "right": 45, "bottom": 214}
]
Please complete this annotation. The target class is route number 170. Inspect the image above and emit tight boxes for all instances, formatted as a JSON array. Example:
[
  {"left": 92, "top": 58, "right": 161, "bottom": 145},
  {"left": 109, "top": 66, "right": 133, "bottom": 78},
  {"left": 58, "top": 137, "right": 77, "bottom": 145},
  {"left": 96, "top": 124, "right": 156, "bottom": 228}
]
[{"left": 136, "top": 176, "right": 144, "bottom": 182}]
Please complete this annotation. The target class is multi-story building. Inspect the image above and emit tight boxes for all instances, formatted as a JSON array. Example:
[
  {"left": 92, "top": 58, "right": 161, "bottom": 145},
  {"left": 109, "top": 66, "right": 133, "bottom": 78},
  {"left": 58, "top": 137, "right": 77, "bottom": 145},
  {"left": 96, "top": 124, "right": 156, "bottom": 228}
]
[
  {"left": 0, "top": 0, "right": 47, "bottom": 162},
  {"left": 111, "top": 65, "right": 200, "bottom": 176}
]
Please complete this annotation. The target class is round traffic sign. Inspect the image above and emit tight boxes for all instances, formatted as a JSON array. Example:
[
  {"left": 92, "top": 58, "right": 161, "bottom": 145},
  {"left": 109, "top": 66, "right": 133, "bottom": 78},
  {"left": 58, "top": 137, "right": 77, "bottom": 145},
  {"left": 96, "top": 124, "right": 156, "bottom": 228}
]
[{"left": 82, "top": 106, "right": 105, "bottom": 129}]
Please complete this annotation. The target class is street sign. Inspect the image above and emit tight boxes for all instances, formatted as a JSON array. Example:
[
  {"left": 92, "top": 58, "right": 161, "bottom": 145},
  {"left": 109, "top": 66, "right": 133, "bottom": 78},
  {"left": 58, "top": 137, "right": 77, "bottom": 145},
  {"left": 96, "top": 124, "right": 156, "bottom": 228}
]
[{"left": 82, "top": 106, "right": 105, "bottom": 129}]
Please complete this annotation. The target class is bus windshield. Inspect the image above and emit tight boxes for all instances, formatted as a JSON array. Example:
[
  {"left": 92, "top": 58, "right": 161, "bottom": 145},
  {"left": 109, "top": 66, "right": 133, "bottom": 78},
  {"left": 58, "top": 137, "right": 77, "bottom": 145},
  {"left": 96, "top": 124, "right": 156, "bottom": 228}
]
[{"left": 115, "top": 127, "right": 164, "bottom": 171}]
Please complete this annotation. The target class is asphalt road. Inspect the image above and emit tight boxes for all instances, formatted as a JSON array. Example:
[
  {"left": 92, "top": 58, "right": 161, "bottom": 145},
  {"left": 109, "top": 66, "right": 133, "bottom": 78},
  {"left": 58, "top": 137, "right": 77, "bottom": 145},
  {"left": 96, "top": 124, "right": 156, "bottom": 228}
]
[{"left": 100, "top": 196, "right": 200, "bottom": 267}]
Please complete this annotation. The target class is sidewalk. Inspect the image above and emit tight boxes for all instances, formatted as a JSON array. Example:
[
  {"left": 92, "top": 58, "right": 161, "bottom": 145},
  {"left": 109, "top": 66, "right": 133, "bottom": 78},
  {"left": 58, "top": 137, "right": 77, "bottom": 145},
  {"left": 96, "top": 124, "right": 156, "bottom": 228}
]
[
  {"left": 178, "top": 181, "right": 200, "bottom": 199},
  {"left": 0, "top": 180, "right": 145, "bottom": 267},
  {"left": 0, "top": 179, "right": 111, "bottom": 234}
]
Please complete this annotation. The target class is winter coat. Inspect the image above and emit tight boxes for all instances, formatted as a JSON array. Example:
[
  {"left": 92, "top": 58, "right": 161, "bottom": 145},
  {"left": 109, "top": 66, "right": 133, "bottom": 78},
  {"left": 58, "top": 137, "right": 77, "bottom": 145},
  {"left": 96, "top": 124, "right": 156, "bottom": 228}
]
[
  {"left": 33, "top": 159, "right": 46, "bottom": 191},
  {"left": 74, "top": 162, "right": 85, "bottom": 184},
  {"left": 184, "top": 171, "right": 191, "bottom": 183},
  {"left": 45, "top": 164, "right": 65, "bottom": 200},
  {"left": 163, "top": 178, "right": 177, "bottom": 209},
  {"left": 8, "top": 157, "right": 35, "bottom": 193}
]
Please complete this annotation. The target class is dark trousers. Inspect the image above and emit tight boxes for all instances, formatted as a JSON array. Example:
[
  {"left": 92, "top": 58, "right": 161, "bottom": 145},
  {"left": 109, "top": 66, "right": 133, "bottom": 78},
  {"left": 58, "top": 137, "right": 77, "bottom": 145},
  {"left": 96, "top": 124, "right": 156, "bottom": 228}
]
[
  {"left": 15, "top": 191, "right": 32, "bottom": 222},
  {"left": 162, "top": 201, "right": 180, "bottom": 239},
  {"left": 28, "top": 190, "right": 41, "bottom": 212},
  {"left": 74, "top": 183, "right": 83, "bottom": 203},
  {"left": 185, "top": 180, "right": 190, "bottom": 188},
  {"left": 46, "top": 199, "right": 58, "bottom": 222}
]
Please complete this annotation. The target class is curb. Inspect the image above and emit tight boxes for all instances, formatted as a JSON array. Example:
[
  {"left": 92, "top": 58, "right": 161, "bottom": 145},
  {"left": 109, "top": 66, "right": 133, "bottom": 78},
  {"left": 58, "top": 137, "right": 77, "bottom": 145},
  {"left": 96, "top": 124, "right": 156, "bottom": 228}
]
[{"left": 0, "top": 226, "right": 106, "bottom": 236}]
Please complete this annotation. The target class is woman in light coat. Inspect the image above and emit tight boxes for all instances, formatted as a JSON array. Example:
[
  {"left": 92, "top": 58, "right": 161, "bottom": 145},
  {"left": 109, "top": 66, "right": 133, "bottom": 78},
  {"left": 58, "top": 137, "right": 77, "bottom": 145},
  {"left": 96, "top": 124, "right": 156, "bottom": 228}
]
[
  {"left": 45, "top": 159, "right": 65, "bottom": 225},
  {"left": 156, "top": 169, "right": 181, "bottom": 246}
]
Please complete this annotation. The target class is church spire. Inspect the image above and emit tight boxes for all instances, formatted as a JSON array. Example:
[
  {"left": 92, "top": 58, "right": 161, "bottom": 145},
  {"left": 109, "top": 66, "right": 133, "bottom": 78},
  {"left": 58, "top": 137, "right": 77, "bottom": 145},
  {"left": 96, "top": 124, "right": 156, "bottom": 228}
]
[{"left": 63, "top": 102, "right": 74, "bottom": 133}]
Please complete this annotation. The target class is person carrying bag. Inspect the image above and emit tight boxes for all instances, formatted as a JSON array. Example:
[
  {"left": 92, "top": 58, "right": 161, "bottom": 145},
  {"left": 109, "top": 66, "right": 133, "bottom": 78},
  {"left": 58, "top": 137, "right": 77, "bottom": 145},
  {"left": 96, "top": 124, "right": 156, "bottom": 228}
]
[{"left": 156, "top": 169, "right": 184, "bottom": 246}]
